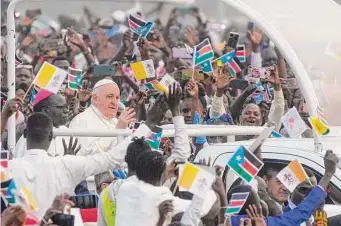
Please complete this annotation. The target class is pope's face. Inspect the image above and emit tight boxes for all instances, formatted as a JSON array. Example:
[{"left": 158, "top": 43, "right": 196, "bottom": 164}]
[{"left": 93, "top": 84, "right": 120, "bottom": 119}]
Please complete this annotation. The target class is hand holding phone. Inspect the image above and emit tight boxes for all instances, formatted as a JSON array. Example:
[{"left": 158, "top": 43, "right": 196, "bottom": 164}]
[
  {"left": 70, "top": 194, "right": 98, "bottom": 209},
  {"left": 92, "top": 64, "right": 115, "bottom": 76},
  {"left": 227, "top": 32, "right": 239, "bottom": 49}
]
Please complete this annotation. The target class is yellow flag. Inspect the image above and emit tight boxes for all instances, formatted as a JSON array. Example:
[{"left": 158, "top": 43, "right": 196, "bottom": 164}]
[
  {"left": 131, "top": 59, "right": 155, "bottom": 80},
  {"left": 309, "top": 117, "right": 330, "bottom": 135},
  {"left": 33, "top": 62, "right": 67, "bottom": 94},
  {"left": 177, "top": 162, "right": 215, "bottom": 198},
  {"left": 21, "top": 186, "right": 38, "bottom": 211}
]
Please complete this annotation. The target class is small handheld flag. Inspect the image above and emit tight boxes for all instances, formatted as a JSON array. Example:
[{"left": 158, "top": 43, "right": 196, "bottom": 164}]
[
  {"left": 146, "top": 131, "right": 163, "bottom": 151},
  {"left": 215, "top": 51, "right": 235, "bottom": 67},
  {"left": 309, "top": 116, "right": 330, "bottom": 135},
  {"left": 177, "top": 162, "right": 215, "bottom": 198},
  {"left": 158, "top": 74, "right": 176, "bottom": 94},
  {"left": 29, "top": 86, "right": 40, "bottom": 105},
  {"left": 21, "top": 186, "right": 39, "bottom": 211},
  {"left": 227, "top": 146, "right": 264, "bottom": 183},
  {"left": 68, "top": 67, "right": 83, "bottom": 91},
  {"left": 225, "top": 192, "right": 250, "bottom": 216},
  {"left": 193, "top": 39, "right": 214, "bottom": 66},
  {"left": 128, "top": 14, "right": 154, "bottom": 38},
  {"left": 236, "top": 45, "right": 246, "bottom": 63},
  {"left": 276, "top": 160, "right": 310, "bottom": 192},
  {"left": 0, "top": 151, "right": 8, "bottom": 169},
  {"left": 200, "top": 60, "right": 213, "bottom": 73},
  {"left": 131, "top": 59, "right": 155, "bottom": 80},
  {"left": 33, "top": 62, "right": 68, "bottom": 94},
  {"left": 228, "top": 57, "right": 244, "bottom": 76}
]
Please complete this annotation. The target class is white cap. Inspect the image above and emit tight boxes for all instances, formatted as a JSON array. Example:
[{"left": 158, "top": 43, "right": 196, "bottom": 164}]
[{"left": 93, "top": 79, "right": 117, "bottom": 92}]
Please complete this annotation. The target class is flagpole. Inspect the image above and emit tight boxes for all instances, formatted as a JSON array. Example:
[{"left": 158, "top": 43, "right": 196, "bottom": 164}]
[
  {"left": 21, "top": 82, "right": 34, "bottom": 102},
  {"left": 7, "top": 0, "right": 27, "bottom": 151}
]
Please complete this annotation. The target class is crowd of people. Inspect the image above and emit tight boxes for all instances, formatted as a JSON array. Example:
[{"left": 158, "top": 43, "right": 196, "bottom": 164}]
[{"left": 0, "top": 4, "right": 340, "bottom": 226}]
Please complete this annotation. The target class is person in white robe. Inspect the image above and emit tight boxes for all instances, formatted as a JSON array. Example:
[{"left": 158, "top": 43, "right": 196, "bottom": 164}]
[
  {"left": 9, "top": 112, "right": 152, "bottom": 219},
  {"left": 14, "top": 90, "right": 69, "bottom": 158},
  {"left": 69, "top": 79, "right": 135, "bottom": 156}
]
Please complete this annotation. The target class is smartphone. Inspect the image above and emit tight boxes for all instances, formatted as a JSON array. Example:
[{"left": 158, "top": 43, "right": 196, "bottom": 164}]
[
  {"left": 93, "top": 64, "right": 115, "bottom": 76},
  {"left": 131, "top": 122, "right": 141, "bottom": 133},
  {"left": 229, "top": 79, "right": 249, "bottom": 90},
  {"left": 178, "top": 7, "right": 193, "bottom": 15},
  {"left": 169, "top": 26, "right": 181, "bottom": 45},
  {"left": 172, "top": 47, "right": 192, "bottom": 59},
  {"left": 39, "top": 39, "right": 68, "bottom": 53},
  {"left": 248, "top": 66, "right": 266, "bottom": 79},
  {"left": 227, "top": 32, "right": 239, "bottom": 49},
  {"left": 247, "top": 22, "right": 254, "bottom": 31},
  {"left": 51, "top": 213, "right": 75, "bottom": 226},
  {"left": 71, "top": 194, "right": 98, "bottom": 209}
]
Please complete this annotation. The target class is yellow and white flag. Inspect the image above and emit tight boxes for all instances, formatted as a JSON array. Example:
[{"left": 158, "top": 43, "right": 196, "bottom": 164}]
[
  {"left": 21, "top": 186, "right": 39, "bottom": 211},
  {"left": 276, "top": 160, "right": 310, "bottom": 192},
  {"left": 33, "top": 62, "right": 68, "bottom": 94},
  {"left": 177, "top": 162, "right": 215, "bottom": 198},
  {"left": 131, "top": 59, "right": 155, "bottom": 80},
  {"left": 158, "top": 74, "right": 176, "bottom": 94}
]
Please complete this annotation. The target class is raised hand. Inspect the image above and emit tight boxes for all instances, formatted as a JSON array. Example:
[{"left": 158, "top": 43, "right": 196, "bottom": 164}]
[
  {"left": 1, "top": 206, "right": 27, "bottom": 226},
  {"left": 246, "top": 204, "right": 266, "bottom": 226},
  {"left": 184, "top": 26, "right": 199, "bottom": 46},
  {"left": 151, "top": 30, "right": 167, "bottom": 49},
  {"left": 137, "top": 38, "right": 150, "bottom": 60},
  {"left": 158, "top": 200, "right": 174, "bottom": 218},
  {"left": 166, "top": 83, "right": 182, "bottom": 116},
  {"left": 324, "top": 150, "right": 339, "bottom": 175},
  {"left": 215, "top": 66, "right": 234, "bottom": 91},
  {"left": 2, "top": 98, "right": 22, "bottom": 119},
  {"left": 123, "top": 30, "right": 134, "bottom": 49},
  {"left": 239, "top": 218, "right": 252, "bottom": 226},
  {"left": 145, "top": 94, "right": 169, "bottom": 129},
  {"left": 116, "top": 107, "right": 136, "bottom": 129},
  {"left": 130, "top": 91, "right": 147, "bottom": 109},
  {"left": 78, "top": 80, "right": 92, "bottom": 103},
  {"left": 62, "top": 136, "right": 81, "bottom": 155},
  {"left": 186, "top": 79, "right": 199, "bottom": 98},
  {"left": 67, "top": 28, "right": 87, "bottom": 51},
  {"left": 249, "top": 26, "right": 263, "bottom": 47}
]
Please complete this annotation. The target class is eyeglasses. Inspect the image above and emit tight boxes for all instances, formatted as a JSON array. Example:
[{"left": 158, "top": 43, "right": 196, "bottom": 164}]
[{"left": 50, "top": 105, "right": 68, "bottom": 110}]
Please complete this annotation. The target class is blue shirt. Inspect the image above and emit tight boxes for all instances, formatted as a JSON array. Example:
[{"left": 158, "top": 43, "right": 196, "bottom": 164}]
[{"left": 231, "top": 186, "right": 326, "bottom": 226}]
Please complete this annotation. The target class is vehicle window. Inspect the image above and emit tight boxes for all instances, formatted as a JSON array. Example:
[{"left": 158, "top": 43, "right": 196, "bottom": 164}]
[{"left": 263, "top": 159, "right": 341, "bottom": 205}]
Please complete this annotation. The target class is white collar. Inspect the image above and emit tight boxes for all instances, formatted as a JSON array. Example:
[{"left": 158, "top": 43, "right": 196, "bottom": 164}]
[{"left": 25, "top": 149, "right": 49, "bottom": 156}]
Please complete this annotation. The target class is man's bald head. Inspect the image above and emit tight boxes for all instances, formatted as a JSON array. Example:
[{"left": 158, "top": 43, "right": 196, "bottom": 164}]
[{"left": 92, "top": 79, "right": 120, "bottom": 119}]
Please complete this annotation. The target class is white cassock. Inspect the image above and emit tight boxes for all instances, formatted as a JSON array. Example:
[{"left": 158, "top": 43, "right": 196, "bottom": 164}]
[
  {"left": 14, "top": 126, "right": 68, "bottom": 158},
  {"left": 69, "top": 105, "right": 124, "bottom": 156}
]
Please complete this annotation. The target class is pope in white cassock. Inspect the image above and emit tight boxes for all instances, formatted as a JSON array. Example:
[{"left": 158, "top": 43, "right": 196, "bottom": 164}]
[{"left": 69, "top": 79, "right": 135, "bottom": 156}]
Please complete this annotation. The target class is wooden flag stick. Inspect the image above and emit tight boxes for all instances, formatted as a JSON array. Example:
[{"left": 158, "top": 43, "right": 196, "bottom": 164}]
[
  {"left": 21, "top": 82, "right": 34, "bottom": 102},
  {"left": 172, "top": 177, "right": 179, "bottom": 195}
]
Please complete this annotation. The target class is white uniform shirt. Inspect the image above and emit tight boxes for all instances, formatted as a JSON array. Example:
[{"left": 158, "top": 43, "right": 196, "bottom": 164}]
[{"left": 8, "top": 124, "right": 151, "bottom": 219}]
